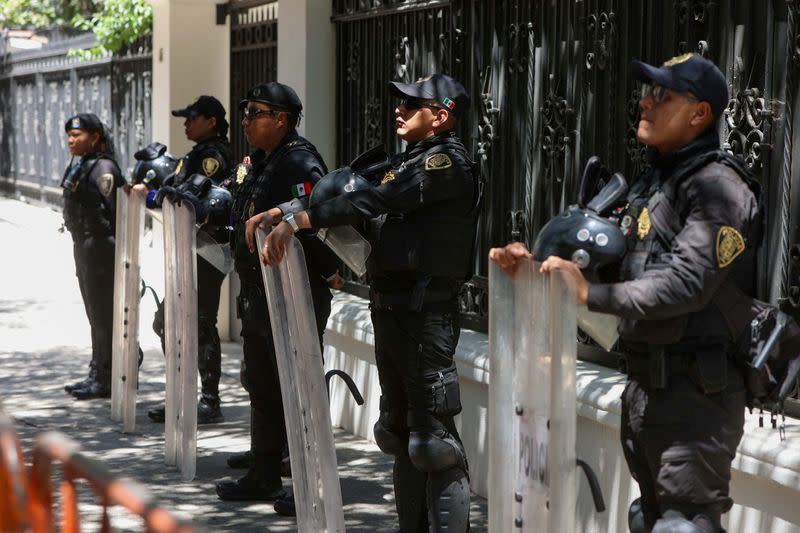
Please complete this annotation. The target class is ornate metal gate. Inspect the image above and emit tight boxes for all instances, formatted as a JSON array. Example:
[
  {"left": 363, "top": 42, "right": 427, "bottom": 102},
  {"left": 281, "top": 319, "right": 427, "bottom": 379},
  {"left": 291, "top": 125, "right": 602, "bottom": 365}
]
[
  {"left": 333, "top": 0, "right": 799, "bottom": 333},
  {"left": 0, "top": 33, "right": 151, "bottom": 195},
  {"left": 229, "top": 0, "right": 278, "bottom": 160}
]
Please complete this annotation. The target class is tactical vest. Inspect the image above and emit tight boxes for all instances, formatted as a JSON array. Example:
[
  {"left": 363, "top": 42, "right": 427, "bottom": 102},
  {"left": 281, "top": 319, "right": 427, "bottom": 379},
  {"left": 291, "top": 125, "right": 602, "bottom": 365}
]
[
  {"left": 61, "top": 154, "right": 119, "bottom": 238},
  {"left": 231, "top": 138, "right": 323, "bottom": 278},
  {"left": 368, "top": 137, "right": 480, "bottom": 308},
  {"left": 618, "top": 149, "right": 761, "bottom": 345}
]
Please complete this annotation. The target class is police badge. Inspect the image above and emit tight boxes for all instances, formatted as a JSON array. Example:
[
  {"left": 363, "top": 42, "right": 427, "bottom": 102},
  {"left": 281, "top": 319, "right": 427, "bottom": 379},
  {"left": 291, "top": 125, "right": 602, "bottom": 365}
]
[
  {"left": 236, "top": 164, "right": 248, "bottom": 184},
  {"left": 637, "top": 208, "right": 651, "bottom": 240}
]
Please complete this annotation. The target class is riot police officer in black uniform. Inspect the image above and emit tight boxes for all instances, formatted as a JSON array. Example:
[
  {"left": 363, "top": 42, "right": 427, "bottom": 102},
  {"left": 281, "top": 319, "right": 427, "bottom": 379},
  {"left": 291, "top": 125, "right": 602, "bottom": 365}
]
[
  {"left": 141, "top": 95, "right": 234, "bottom": 425},
  {"left": 61, "top": 113, "right": 125, "bottom": 400},
  {"left": 261, "top": 74, "right": 477, "bottom": 532},
  {"left": 214, "top": 82, "right": 340, "bottom": 502},
  {"left": 492, "top": 55, "right": 758, "bottom": 533}
]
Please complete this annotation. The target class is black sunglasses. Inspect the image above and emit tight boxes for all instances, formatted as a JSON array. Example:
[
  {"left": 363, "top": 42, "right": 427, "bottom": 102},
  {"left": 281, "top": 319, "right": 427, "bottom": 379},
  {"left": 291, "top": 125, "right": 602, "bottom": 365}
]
[
  {"left": 398, "top": 97, "right": 444, "bottom": 112},
  {"left": 242, "top": 106, "right": 280, "bottom": 120},
  {"left": 641, "top": 83, "right": 699, "bottom": 104}
]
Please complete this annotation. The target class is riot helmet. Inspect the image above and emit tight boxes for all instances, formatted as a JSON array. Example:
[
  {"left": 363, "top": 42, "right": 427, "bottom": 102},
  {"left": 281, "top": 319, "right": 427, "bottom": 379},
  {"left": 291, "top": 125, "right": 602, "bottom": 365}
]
[
  {"left": 131, "top": 142, "right": 179, "bottom": 188},
  {"left": 533, "top": 172, "right": 628, "bottom": 283},
  {"left": 309, "top": 166, "right": 373, "bottom": 207},
  {"left": 203, "top": 185, "right": 233, "bottom": 228}
]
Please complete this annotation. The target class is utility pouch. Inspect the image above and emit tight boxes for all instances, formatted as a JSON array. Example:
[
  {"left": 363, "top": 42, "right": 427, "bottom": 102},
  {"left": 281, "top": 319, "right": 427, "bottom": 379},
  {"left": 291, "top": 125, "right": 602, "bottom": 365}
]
[
  {"left": 425, "top": 368, "right": 462, "bottom": 417},
  {"left": 689, "top": 346, "right": 728, "bottom": 395}
]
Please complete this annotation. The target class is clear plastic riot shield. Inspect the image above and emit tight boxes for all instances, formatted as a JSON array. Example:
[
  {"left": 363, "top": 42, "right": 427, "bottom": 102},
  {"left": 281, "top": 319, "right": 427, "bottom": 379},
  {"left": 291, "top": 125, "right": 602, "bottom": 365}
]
[
  {"left": 256, "top": 228, "right": 345, "bottom": 533},
  {"left": 488, "top": 259, "right": 578, "bottom": 532},
  {"left": 162, "top": 198, "right": 198, "bottom": 481},
  {"left": 111, "top": 188, "right": 145, "bottom": 432},
  {"left": 316, "top": 226, "right": 371, "bottom": 277}
]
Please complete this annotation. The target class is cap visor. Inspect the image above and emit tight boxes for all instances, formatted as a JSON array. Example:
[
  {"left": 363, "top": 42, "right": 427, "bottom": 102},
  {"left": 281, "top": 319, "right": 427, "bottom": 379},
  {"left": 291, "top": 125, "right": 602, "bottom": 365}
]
[
  {"left": 171, "top": 108, "right": 193, "bottom": 117},
  {"left": 389, "top": 81, "right": 435, "bottom": 100},
  {"left": 630, "top": 60, "right": 689, "bottom": 92}
]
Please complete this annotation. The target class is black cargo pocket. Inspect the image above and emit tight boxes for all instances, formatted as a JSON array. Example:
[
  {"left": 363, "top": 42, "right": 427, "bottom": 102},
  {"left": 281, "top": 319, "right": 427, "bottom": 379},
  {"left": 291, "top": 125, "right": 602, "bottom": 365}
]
[
  {"left": 690, "top": 346, "right": 728, "bottom": 395},
  {"left": 426, "top": 368, "right": 462, "bottom": 417},
  {"left": 657, "top": 448, "right": 702, "bottom": 501}
]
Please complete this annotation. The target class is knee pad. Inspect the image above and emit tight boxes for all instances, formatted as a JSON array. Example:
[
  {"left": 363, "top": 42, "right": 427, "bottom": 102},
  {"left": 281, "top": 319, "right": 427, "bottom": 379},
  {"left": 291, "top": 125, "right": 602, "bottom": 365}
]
[
  {"left": 628, "top": 498, "right": 650, "bottom": 533},
  {"left": 652, "top": 510, "right": 712, "bottom": 533},
  {"left": 408, "top": 429, "right": 466, "bottom": 473},
  {"left": 373, "top": 416, "right": 406, "bottom": 456},
  {"left": 428, "top": 467, "right": 470, "bottom": 532}
]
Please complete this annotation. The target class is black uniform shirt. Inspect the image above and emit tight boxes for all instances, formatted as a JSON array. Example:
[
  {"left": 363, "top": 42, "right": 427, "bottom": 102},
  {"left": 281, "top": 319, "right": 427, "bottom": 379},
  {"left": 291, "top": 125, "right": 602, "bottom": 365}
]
[
  {"left": 176, "top": 136, "right": 233, "bottom": 185},
  {"left": 230, "top": 131, "right": 338, "bottom": 283},
  {"left": 62, "top": 153, "right": 125, "bottom": 237},
  {"left": 307, "top": 131, "right": 474, "bottom": 228},
  {"left": 587, "top": 131, "right": 759, "bottom": 344}
]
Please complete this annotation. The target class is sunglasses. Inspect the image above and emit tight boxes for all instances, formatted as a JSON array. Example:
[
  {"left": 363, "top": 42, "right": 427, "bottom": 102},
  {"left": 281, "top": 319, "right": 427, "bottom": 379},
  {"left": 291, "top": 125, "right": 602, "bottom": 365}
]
[
  {"left": 398, "top": 98, "right": 444, "bottom": 112},
  {"left": 242, "top": 106, "right": 280, "bottom": 120},
  {"left": 641, "top": 83, "right": 699, "bottom": 104}
]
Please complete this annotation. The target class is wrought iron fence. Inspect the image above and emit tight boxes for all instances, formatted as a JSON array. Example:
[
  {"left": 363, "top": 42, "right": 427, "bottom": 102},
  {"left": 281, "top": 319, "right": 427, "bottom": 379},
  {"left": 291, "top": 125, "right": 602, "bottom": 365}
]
[
  {"left": 229, "top": 1, "right": 279, "bottom": 161},
  {"left": 0, "top": 33, "right": 152, "bottom": 196},
  {"left": 332, "top": 0, "right": 799, "bottom": 336}
]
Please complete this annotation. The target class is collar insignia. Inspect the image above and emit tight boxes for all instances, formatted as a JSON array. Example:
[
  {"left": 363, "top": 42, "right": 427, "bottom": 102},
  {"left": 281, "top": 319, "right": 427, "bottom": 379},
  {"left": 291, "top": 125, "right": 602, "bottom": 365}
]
[{"left": 637, "top": 207, "right": 651, "bottom": 240}]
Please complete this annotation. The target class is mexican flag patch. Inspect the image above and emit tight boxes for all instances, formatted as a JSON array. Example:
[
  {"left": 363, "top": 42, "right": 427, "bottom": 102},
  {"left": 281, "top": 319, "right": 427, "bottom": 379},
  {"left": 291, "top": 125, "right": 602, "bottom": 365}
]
[{"left": 291, "top": 181, "right": 312, "bottom": 198}]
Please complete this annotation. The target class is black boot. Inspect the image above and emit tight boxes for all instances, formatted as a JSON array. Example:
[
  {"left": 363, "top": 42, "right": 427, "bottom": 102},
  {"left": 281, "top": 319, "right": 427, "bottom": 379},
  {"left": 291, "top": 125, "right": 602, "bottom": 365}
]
[
  {"left": 215, "top": 454, "right": 285, "bottom": 501},
  {"left": 274, "top": 494, "right": 297, "bottom": 517},
  {"left": 197, "top": 395, "right": 224, "bottom": 424},
  {"left": 227, "top": 450, "right": 254, "bottom": 469},
  {"left": 148, "top": 405, "right": 166, "bottom": 422},
  {"left": 64, "top": 376, "right": 94, "bottom": 393},
  {"left": 71, "top": 379, "right": 111, "bottom": 400}
]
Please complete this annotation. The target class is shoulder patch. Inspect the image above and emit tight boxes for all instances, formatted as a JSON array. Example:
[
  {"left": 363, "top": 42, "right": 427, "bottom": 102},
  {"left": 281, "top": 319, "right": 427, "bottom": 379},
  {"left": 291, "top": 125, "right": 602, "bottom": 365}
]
[
  {"left": 97, "top": 173, "right": 115, "bottom": 197},
  {"left": 717, "top": 226, "right": 746, "bottom": 268},
  {"left": 236, "top": 164, "right": 248, "bottom": 184},
  {"left": 202, "top": 157, "right": 220, "bottom": 176},
  {"left": 424, "top": 153, "right": 453, "bottom": 171}
]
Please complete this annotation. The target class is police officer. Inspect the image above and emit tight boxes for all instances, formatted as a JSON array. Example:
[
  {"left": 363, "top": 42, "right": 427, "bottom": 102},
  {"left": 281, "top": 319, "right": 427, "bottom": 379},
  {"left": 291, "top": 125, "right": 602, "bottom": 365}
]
[
  {"left": 261, "top": 74, "right": 477, "bottom": 532},
  {"left": 491, "top": 54, "right": 758, "bottom": 533},
  {"left": 144, "top": 95, "right": 234, "bottom": 424},
  {"left": 214, "top": 82, "right": 340, "bottom": 501},
  {"left": 61, "top": 113, "right": 125, "bottom": 400}
]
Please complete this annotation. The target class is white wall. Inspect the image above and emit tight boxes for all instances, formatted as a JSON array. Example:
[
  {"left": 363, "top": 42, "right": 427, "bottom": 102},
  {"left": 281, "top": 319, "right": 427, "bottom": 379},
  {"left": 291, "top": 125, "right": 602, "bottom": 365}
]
[
  {"left": 277, "top": 0, "right": 336, "bottom": 167},
  {"left": 148, "top": 0, "right": 232, "bottom": 338}
]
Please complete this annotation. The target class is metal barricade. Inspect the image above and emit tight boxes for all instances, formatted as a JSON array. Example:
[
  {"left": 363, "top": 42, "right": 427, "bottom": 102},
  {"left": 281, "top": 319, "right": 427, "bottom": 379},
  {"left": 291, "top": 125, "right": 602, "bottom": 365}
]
[
  {"left": 256, "top": 228, "right": 345, "bottom": 532},
  {"left": 111, "top": 188, "right": 145, "bottom": 432},
  {"left": 161, "top": 198, "right": 198, "bottom": 481},
  {"left": 488, "top": 259, "right": 578, "bottom": 532}
]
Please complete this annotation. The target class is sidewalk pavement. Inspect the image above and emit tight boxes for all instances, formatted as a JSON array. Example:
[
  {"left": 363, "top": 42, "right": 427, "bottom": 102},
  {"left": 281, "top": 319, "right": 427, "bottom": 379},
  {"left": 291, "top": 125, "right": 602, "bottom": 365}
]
[{"left": 0, "top": 195, "right": 488, "bottom": 532}]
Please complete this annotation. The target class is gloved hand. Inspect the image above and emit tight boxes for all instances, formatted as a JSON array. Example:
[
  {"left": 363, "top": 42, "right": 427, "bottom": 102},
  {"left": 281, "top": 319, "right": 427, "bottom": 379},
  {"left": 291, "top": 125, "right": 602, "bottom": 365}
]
[{"left": 156, "top": 186, "right": 207, "bottom": 220}]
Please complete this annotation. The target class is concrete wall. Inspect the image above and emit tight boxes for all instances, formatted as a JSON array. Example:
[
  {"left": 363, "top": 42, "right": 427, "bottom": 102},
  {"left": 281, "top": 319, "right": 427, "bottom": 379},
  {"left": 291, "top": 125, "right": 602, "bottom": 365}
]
[{"left": 324, "top": 292, "right": 800, "bottom": 533}]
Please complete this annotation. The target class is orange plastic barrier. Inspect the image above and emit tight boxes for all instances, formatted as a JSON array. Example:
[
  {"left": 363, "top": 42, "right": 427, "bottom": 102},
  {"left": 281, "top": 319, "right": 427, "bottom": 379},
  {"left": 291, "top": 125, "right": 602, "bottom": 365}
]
[
  {"left": 0, "top": 412, "right": 31, "bottom": 531},
  {"left": 0, "top": 412, "right": 193, "bottom": 533}
]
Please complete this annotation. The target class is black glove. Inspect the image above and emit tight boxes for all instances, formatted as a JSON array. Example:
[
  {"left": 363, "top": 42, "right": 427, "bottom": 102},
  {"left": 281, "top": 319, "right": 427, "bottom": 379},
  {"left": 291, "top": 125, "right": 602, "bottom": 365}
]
[{"left": 155, "top": 186, "right": 207, "bottom": 220}]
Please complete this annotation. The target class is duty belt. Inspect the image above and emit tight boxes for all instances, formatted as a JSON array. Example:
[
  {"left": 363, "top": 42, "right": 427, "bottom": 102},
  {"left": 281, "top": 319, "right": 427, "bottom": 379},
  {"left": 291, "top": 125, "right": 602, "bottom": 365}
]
[{"left": 619, "top": 347, "right": 693, "bottom": 389}]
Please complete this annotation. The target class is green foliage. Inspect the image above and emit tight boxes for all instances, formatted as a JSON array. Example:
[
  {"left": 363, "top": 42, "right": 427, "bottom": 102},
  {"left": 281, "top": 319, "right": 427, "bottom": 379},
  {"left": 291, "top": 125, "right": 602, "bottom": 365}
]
[
  {"left": 0, "top": 0, "right": 57, "bottom": 28},
  {"left": 70, "top": 0, "right": 153, "bottom": 58}
]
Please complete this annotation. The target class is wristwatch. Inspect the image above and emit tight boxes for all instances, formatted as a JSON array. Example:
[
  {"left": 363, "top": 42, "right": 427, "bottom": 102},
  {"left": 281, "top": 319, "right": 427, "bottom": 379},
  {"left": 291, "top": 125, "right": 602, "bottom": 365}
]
[{"left": 283, "top": 212, "right": 300, "bottom": 232}]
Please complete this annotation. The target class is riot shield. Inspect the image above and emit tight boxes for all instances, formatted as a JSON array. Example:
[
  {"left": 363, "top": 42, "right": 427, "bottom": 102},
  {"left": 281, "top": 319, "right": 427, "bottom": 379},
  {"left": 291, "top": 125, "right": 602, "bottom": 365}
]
[
  {"left": 488, "top": 259, "right": 578, "bottom": 532},
  {"left": 162, "top": 198, "right": 198, "bottom": 481},
  {"left": 256, "top": 228, "right": 345, "bottom": 533},
  {"left": 316, "top": 226, "right": 371, "bottom": 277},
  {"left": 111, "top": 188, "right": 145, "bottom": 432}
]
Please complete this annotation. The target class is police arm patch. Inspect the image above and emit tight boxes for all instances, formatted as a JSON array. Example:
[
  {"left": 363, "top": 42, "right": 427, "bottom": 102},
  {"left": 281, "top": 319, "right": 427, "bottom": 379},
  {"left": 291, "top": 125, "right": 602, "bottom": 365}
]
[
  {"left": 97, "top": 173, "right": 115, "bottom": 197},
  {"left": 716, "top": 226, "right": 746, "bottom": 268},
  {"left": 202, "top": 157, "right": 220, "bottom": 176},
  {"left": 424, "top": 153, "right": 453, "bottom": 171}
]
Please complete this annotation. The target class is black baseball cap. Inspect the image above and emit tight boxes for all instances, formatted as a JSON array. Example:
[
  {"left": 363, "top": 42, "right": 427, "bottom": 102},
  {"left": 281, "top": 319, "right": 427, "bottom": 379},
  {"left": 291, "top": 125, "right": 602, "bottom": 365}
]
[
  {"left": 631, "top": 53, "right": 728, "bottom": 117},
  {"left": 65, "top": 113, "right": 103, "bottom": 133},
  {"left": 172, "top": 95, "right": 227, "bottom": 121},
  {"left": 239, "top": 82, "right": 303, "bottom": 113},
  {"left": 390, "top": 74, "right": 470, "bottom": 118}
]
